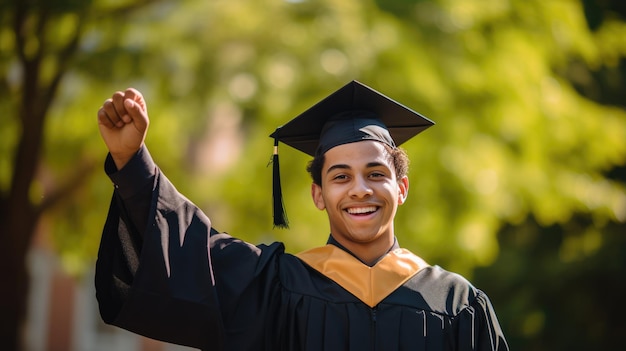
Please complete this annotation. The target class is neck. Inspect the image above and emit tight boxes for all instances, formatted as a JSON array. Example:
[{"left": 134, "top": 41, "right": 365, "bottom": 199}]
[{"left": 327, "top": 235, "right": 397, "bottom": 266}]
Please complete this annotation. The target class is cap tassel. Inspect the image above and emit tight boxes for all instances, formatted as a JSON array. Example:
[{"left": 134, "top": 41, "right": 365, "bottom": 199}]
[{"left": 270, "top": 136, "right": 289, "bottom": 228}]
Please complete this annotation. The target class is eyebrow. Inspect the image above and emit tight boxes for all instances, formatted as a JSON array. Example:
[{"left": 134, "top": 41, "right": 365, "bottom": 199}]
[{"left": 325, "top": 162, "right": 388, "bottom": 175}]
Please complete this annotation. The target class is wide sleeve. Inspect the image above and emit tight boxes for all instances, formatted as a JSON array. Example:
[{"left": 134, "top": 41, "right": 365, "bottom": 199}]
[
  {"left": 95, "top": 150, "right": 224, "bottom": 350},
  {"left": 450, "top": 290, "right": 509, "bottom": 351}
]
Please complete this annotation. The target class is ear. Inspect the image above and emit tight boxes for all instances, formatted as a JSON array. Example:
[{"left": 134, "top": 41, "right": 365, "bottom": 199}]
[
  {"left": 311, "top": 183, "right": 325, "bottom": 210},
  {"left": 397, "top": 176, "right": 409, "bottom": 205}
]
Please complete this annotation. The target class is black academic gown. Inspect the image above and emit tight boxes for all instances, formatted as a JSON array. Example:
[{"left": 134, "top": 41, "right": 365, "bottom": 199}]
[{"left": 95, "top": 147, "right": 509, "bottom": 351}]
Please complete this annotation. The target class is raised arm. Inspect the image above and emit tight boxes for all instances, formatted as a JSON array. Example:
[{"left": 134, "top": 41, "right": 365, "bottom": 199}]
[
  {"left": 98, "top": 88, "right": 153, "bottom": 236},
  {"left": 96, "top": 89, "right": 226, "bottom": 349}
]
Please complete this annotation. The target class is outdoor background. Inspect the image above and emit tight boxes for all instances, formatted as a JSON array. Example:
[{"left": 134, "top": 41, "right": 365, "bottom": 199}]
[{"left": 1, "top": 0, "right": 625, "bottom": 350}]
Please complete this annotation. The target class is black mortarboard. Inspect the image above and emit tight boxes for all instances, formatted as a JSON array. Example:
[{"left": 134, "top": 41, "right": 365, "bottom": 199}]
[{"left": 268, "top": 80, "right": 435, "bottom": 228}]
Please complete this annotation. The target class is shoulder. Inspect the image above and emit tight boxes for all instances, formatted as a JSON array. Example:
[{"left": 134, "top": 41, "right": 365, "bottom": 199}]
[
  {"left": 210, "top": 233, "right": 286, "bottom": 264},
  {"left": 387, "top": 265, "right": 481, "bottom": 317}
]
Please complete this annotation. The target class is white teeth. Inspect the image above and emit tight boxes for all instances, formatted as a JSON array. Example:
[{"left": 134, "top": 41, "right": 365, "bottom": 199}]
[{"left": 347, "top": 206, "right": 377, "bottom": 214}]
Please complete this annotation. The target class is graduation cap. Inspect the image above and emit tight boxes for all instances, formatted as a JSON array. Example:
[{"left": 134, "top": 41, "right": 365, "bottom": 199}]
[{"left": 269, "top": 80, "right": 435, "bottom": 228}]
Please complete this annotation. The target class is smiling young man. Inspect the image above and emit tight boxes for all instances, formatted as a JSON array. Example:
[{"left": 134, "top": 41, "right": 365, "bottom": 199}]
[
  {"left": 311, "top": 140, "right": 407, "bottom": 265},
  {"left": 95, "top": 80, "right": 509, "bottom": 350}
]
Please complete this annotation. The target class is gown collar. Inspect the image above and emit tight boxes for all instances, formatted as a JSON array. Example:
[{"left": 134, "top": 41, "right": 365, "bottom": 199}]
[{"left": 298, "top": 236, "right": 428, "bottom": 308}]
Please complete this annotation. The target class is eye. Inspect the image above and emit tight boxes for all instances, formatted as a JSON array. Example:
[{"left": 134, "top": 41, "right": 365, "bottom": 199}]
[
  {"left": 369, "top": 171, "right": 387, "bottom": 179},
  {"left": 333, "top": 174, "right": 348, "bottom": 181}
]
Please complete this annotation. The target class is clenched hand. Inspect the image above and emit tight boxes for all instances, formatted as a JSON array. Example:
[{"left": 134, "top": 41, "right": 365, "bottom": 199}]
[{"left": 97, "top": 88, "right": 149, "bottom": 169}]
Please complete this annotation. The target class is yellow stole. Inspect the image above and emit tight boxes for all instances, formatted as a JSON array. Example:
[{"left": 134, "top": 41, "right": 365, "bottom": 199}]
[{"left": 296, "top": 245, "right": 429, "bottom": 308}]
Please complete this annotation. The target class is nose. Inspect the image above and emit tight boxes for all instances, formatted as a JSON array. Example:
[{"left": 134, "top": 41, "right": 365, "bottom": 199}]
[{"left": 348, "top": 175, "right": 373, "bottom": 198}]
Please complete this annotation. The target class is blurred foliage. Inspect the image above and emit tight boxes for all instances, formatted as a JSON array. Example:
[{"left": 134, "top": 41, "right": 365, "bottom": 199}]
[{"left": 2, "top": 0, "right": 625, "bottom": 349}]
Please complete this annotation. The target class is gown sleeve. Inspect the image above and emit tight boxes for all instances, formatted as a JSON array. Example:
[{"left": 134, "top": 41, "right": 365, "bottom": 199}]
[
  {"left": 450, "top": 289, "right": 509, "bottom": 351},
  {"left": 95, "top": 147, "right": 225, "bottom": 350}
]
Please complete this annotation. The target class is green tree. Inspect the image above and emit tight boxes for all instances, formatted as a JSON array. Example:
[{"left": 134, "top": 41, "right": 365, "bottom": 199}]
[
  {"left": 0, "top": 0, "right": 178, "bottom": 348},
  {"left": 0, "top": 1, "right": 92, "bottom": 348},
  {"left": 470, "top": 0, "right": 626, "bottom": 349},
  {"left": 2, "top": 0, "right": 626, "bottom": 350}
]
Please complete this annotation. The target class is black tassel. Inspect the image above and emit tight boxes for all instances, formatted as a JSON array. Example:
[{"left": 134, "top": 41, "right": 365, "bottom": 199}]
[{"left": 270, "top": 136, "right": 289, "bottom": 228}]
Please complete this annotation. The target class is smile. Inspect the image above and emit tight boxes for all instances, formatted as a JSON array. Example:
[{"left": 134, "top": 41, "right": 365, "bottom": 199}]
[{"left": 346, "top": 206, "right": 378, "bottom": 215}]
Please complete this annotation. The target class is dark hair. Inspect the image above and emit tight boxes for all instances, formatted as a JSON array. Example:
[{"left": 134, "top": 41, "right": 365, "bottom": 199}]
[{"left": 306, "top": 144, "right": 409, "bottom": 186}]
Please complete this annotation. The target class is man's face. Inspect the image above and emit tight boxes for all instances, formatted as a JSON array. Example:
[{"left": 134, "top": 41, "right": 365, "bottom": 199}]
[{"left": 311, "top": 140, "right": 408, "bottom": 253}]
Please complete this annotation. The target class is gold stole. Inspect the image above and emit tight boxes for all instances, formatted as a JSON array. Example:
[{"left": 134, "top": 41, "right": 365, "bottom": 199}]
[{"left": 296, "top": 245, "right": 428, "bottom": 308}]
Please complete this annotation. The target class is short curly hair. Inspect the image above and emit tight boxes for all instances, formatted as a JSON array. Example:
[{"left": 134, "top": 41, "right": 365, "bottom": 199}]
[{"left": 306, "top": 143, "right": 409, "bottom": 186}]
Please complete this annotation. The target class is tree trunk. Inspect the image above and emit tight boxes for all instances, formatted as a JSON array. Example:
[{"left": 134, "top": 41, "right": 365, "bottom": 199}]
[
  {"left": 2, "top": 4, "right": 50, "bottom": 345},
  {"left": 0, "top": 204, "right": 37, "bottom": 351},
  {"left": 0, "top": 60, "right": 46, "bottom": 350}
]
